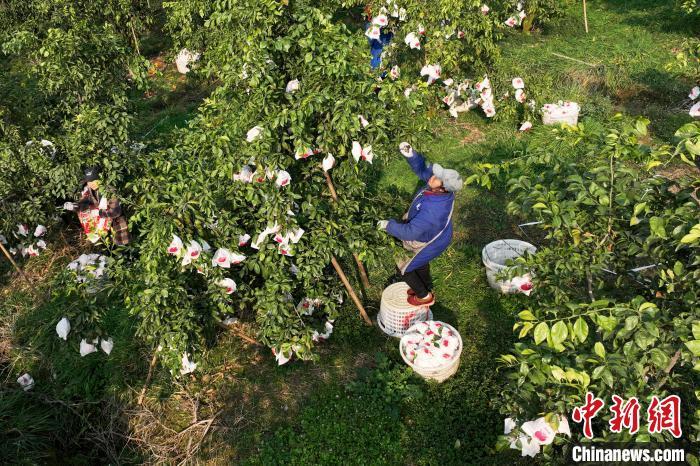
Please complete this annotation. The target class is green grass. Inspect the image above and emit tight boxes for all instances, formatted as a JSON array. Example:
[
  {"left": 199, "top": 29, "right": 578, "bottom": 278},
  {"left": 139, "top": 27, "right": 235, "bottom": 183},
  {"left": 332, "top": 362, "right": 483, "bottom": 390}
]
[
  {"left": 1, "top": 0, "right": 698, "bottom": 464},
  {"left": 0, "top": 238, "right": 146, "bottom": 462},
  {"left": 494, "top": 0, "right": 698, "bottom": 139}
]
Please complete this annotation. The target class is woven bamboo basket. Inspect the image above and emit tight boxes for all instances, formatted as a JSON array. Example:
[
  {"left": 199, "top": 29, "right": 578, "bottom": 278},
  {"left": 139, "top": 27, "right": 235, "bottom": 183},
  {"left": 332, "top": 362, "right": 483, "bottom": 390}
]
[
  {"left": 399, "top": 321, "right": 462, "bottom": 383},
  {"left": 377, "top": 282, "right": 433, "bottom": 337}
]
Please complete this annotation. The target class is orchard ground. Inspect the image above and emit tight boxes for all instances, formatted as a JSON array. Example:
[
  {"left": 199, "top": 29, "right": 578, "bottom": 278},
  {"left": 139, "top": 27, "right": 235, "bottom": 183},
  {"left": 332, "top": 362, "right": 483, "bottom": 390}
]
[{"left": 1, "top": 0, "right": 697, "bottom": 463}]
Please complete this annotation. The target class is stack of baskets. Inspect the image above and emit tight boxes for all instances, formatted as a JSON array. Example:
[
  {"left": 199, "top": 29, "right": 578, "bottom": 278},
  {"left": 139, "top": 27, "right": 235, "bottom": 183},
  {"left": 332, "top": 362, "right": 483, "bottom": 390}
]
[
  {"left": 400, "top": 321, "right": 463, "bottom": 383},
  {"left": 377, "top": 282, "right": 433, "bottom": 337}
]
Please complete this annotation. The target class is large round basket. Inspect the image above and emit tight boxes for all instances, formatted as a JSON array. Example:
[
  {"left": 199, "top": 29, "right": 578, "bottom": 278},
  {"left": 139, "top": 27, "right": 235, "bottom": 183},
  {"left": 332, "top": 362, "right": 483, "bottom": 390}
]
[
  {"left": 377, "top": 282, "right": 433, "bottom": 337},
  {"left": 482, "top": 239, "right": 536, "bottom": 294},
  {"left": 399, "top": 321, "right": 462, "bottom": 383}
]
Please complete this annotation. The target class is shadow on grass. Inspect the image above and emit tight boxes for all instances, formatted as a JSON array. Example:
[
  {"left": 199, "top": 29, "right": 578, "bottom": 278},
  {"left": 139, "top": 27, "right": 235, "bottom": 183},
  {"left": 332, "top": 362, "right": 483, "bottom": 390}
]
[
  {"left": 627, "top": 68, "right": 694, "bottom": 102},
  {"left": 599, "top": 0, "right": 699, "bottom": 36},
  {"left": 398, "top": 280, "right": 524, "bottom": 465},
  {"left": 0, "top": 261, "right": 13, "bottom": 289},
  {"left": 190, "top": 310, "right": 397, "bottom": 463},
  {"left": 231, "top": 354, "right": 408, "bottom": 465},
  {"left": 615, "top": 67, "right": 696, "bottom": 139}
]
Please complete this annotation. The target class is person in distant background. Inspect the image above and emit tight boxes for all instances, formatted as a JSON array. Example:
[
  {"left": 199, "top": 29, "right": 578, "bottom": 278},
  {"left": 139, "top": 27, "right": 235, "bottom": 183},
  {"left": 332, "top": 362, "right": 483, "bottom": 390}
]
[
  {"left": 365, "top": 5, "right": 393, "bottom": 69},
  {"left": 76, "top": 166, "right": 130, "bottom": 246},
  {"left": 378, "top": 143, "right": 463, "bottom": 307}
]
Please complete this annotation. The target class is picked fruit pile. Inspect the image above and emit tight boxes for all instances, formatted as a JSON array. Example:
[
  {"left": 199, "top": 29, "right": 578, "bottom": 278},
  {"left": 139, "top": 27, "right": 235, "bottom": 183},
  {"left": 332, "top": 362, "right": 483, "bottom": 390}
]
[
  {"left": 541, "top": 101, "right": 580, "bottom": 126},
  {"left": 400, "top": 320, "right": 462, "bottom": 375}
]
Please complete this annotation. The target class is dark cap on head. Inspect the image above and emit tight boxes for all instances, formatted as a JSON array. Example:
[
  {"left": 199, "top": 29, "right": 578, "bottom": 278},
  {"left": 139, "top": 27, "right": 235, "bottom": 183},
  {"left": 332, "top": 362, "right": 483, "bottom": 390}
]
[{"left": 81, "top": 166, "right": 101, "bottom": 184}]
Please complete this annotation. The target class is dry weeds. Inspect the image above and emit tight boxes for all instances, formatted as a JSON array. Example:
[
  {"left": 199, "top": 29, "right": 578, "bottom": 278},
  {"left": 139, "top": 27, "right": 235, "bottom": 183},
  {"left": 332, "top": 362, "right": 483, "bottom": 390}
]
[{"left": 456, "top": 121, "right": 486, "bottom": 145}]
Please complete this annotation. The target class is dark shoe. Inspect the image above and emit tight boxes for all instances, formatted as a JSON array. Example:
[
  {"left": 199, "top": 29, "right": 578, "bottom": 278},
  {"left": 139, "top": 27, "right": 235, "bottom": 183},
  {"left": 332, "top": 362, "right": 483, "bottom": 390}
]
[{"left": 407, "top": 292, "right": 435, "bottom": 307}]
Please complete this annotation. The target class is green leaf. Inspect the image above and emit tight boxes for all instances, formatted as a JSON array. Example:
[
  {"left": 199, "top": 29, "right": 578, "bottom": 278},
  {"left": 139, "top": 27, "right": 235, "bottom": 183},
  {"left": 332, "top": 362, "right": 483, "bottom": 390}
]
[
  {"left": 465, "top": 174, "right": 480, "bottom": 185},
  {"left": 519, "top": 322, "right": 534, "bottom": 339},
  {"left": 534, "top": 322, "right": 549, "bottom": 345},
  {"left": 594, "top": 342, "right": 606, "bottom": 359},
  {"left": 649, "top": 217, "right": 667, "bottom": 239},
  {"left": 544, "top": 412, "right": 559, "bottom": 430},
  {"left": 551, "top": 321, "right": 568, "bottom": 345},
  {"left": 681, "top": 229, "right": 700, "bottom": 244},
  {"left": 685, "top": 340, "right": 700, "bottom": 356},
  {"left": 550, "top": 365, "right": 565, "bottom": 380},
  {"left": 532, "top": 202, "right": 547, "bottom": 210},
  {"left": 601, "top": 368, "right": 614, "bottom": 388},
  {"left": 624, "top": 316, "right": 639, "bottom": 331},
  {"left": 520, "top": 362, "right": 529, "bottom": 375},
  {"left": 674, "top": 261, "right": 684, "bottom": 276},
  {"left": 518, "top": 310, "right": 536, "bottom": 321},
  {"left": 633, "top": 202, "right": 647, "bottom": 216},
  {"left": 573, "top": 317, "right": 589, "bottom": 343},
  {"left": 693, "top": 322, "right": 700, "bottom": 340},
  {"left": 634, "top": 331, "right": 654, "bottom": 350},
  {"left": 592, "top": 365, "right": 606, "bottom": 379},
  {"left": 649, "top": 348, "right": 669, "bottom": 369},
  {"left": 639, "top": 302, "right": 657, "bottom": 312},
  {"left": 596, "top": 315, "right": 618, "bottom": 332},
  {"left": 635, "top": 119, "right": 648, "bottom": 136}
]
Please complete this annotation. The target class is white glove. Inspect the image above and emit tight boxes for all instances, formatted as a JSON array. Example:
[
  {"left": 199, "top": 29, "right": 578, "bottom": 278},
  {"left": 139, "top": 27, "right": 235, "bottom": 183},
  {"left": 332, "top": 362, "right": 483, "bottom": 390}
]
[
  {"left": 399, "top": 142, "right": 414, "bottom": 158},
  {"left": 377, "top": 220, "right": 389, "bottom": 231},
  {"left": 63, "top": 202, "right": 76, "bottom": 211}
]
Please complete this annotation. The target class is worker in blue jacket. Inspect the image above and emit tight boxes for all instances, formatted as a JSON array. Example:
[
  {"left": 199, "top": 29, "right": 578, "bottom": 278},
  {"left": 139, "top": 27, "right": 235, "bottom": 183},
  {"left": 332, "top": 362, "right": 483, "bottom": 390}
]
[
  {"left": 378, "top": 143, "right": 463, "bottom": 306},
  {"left": 368, "top": 27, "right": 393, "bottom": 69},
  {"left": 364, "top": 5, "right": 393, "bottom": 70}
]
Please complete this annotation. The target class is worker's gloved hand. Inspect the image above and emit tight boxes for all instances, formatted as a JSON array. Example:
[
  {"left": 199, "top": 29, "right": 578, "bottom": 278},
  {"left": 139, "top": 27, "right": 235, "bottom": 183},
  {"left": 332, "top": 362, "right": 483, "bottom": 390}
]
[
  {"left": 399, "top": 142, "right": 414, "bottom": 158},
  {"left": 377, "top": 220, "right": 389, "bottom": 231}
]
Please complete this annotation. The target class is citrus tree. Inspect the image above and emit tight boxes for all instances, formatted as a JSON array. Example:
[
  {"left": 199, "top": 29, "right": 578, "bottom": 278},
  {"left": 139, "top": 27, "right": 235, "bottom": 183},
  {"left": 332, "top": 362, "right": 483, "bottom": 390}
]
[
  {"left": 1, "top": 0, "right": 521, "bottom": 375},
  {"left": 0, "top": 0, "right": 151, "bottom": 249},
  {"left": 113, "top": 0, "right": 430, "bottom": 374},
  {"left": 470, "top": 117, "right": 700, "bottom": 459}
]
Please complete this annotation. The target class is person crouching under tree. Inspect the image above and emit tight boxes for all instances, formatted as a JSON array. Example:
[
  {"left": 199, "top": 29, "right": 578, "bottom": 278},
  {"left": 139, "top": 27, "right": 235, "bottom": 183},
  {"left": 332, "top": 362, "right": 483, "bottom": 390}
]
[
  {"left": 378, "top": 143, "right": 463, "bottom": 307},
  {"left": 76, "top": 166, "right": 130, "bottom": 246}
]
